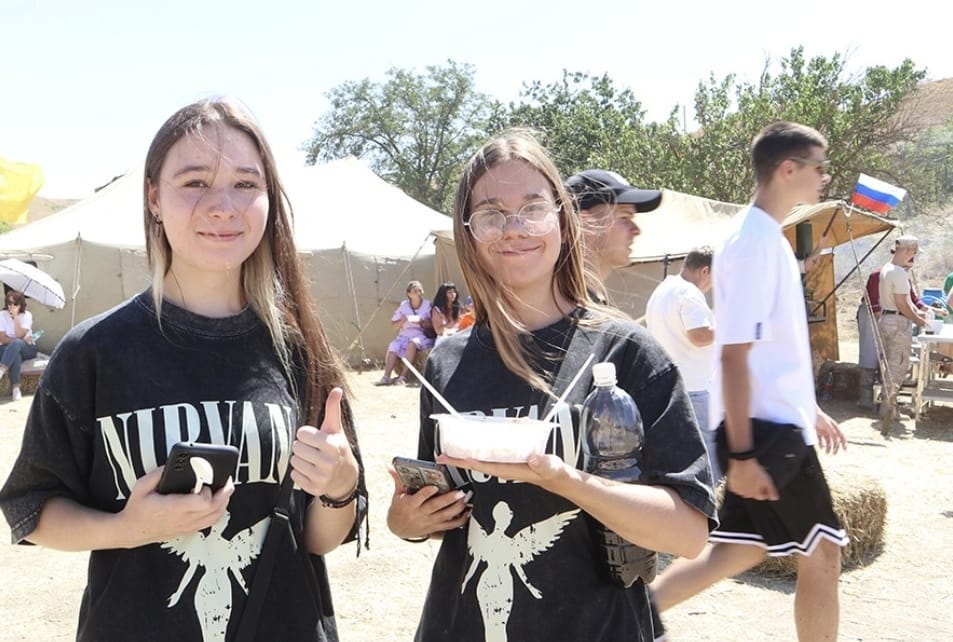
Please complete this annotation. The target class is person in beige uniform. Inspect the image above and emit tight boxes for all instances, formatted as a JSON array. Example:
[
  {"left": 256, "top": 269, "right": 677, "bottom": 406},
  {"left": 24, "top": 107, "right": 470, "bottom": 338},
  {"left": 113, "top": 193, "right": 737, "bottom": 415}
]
[{"left": 877, "top": 235, "right": 928, "bottom": 432}]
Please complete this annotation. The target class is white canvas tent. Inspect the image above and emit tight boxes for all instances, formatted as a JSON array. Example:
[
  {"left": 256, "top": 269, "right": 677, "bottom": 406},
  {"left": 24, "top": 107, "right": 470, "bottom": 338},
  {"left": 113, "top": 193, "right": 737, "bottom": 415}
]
[
  {"left": 434, "top": 190, "right": 900, "bottom": 366},
  {"left": 0, "top": 158, "right": 452, "bottom": 364}
]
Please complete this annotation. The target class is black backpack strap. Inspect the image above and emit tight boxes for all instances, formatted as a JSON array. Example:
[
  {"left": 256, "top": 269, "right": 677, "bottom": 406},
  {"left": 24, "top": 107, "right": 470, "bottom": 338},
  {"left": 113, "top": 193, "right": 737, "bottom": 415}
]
[
  {"left": 235, "top": 471, "right": 296, "bottom": 642},
  {"left": 541, "top": 311, "right": 598, "bottom": 419}
]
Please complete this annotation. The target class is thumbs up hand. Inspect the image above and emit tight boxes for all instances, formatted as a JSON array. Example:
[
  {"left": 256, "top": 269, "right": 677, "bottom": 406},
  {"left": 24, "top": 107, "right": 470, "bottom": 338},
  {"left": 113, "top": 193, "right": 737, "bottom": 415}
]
[{"left": 290, "top": 387, "right": 359, "bottom": 500}]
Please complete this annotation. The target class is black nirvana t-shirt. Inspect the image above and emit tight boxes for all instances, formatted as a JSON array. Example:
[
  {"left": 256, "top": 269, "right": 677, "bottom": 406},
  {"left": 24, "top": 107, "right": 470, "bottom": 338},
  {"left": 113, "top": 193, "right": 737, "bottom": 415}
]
[
  {"left": 0, "top": 292, "right": 363, "bottom": 642},
  {"left": 416, "top": 312, "right": 717, "bottom": 642}
]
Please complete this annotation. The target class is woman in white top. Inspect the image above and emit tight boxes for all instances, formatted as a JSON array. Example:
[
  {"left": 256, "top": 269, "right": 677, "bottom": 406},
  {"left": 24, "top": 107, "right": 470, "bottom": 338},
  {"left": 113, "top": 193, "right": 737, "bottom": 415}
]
[{"left": 0, "top": 290, "right": 39, "bottom": 400}]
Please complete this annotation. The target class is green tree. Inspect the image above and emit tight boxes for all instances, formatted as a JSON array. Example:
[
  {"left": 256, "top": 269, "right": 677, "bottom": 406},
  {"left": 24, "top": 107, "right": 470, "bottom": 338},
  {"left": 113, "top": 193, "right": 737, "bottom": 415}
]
[
  {"left": 496, "top": 71, "right": 681, "bottom": 188},
  {"left": 889, "top": 114, "right": 953, "bottom": 208},
  {"left": 501, "top": 50, "right": 926, "bottom": 208},
  {"left": 302, "top": 60, "right": 500, "bottom": 212},
  {"left": 678, "top": 48, "right": 926, "bottom": 204}
]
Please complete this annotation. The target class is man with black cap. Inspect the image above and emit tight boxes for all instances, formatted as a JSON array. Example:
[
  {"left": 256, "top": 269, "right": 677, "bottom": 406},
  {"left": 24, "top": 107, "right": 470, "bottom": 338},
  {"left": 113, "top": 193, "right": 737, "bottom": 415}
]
[
  {"left": 567, "top": 169, "right": 672, "bottom": 642},
  {"left": 565, "top": 169, "right": 662, "bottom": 303}
]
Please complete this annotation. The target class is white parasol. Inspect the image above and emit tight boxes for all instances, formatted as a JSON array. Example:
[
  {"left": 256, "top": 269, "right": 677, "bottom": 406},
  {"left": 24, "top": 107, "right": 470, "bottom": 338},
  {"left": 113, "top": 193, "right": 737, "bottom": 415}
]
[{"left": 0, "top": 258, "right": 66, "bottom": 309}]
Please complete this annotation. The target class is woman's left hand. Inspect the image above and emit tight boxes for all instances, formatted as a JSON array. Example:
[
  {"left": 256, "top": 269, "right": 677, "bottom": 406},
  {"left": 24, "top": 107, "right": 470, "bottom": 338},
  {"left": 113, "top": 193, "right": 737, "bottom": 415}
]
[
  {"left": 290, "top": 387, "right": 359, "bottom": 499},
  {"left": 436, "top": 453, "right": 570, "bottom": 488}
]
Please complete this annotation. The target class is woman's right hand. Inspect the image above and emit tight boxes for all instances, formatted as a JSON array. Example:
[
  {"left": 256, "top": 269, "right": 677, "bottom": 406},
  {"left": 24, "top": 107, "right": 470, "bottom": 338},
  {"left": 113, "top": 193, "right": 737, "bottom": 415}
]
[
  {"left": 118, "top": 467, "right": 234, "bottom": 547},
  {"left": 386, "top": 467, "right": 469, "bottom": 539}
]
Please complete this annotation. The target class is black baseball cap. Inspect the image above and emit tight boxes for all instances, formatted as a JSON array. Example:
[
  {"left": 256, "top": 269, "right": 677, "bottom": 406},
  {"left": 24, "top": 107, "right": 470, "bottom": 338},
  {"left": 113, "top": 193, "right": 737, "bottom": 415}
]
[{"left": 565, "top": 169, "right": 662, "bottom": 212}]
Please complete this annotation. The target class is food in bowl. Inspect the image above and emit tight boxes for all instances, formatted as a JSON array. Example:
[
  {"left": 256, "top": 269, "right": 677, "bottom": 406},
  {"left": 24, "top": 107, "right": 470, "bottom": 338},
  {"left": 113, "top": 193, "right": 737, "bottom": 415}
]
[{"left": 431, "top": 413, "right": 554, "bottom": 463}]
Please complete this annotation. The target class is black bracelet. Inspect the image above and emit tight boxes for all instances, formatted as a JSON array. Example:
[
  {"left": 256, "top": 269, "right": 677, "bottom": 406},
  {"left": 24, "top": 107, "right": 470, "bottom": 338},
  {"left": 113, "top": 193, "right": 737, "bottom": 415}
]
[
  {"left": 728, "top": 449, "right": 758, "bottom": 461},
  {"left": 319, "top": 484, "right": 359, "bottom": 509}
]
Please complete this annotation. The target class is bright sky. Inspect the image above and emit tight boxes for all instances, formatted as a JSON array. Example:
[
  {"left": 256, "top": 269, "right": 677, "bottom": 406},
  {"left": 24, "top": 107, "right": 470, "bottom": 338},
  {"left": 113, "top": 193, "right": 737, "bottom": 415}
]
[{"left": 2, "top": 0, "right": 949, "bottom": 198}]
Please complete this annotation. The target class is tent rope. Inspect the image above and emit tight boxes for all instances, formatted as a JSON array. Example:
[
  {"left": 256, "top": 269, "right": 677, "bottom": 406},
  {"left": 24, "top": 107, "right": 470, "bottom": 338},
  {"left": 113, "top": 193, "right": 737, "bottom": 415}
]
[
  {"left": 342, "top": 233, "right": 434, "bottom": 361},
  {"left": 340, "top": 242, "right": 369, "bottom": 364}
]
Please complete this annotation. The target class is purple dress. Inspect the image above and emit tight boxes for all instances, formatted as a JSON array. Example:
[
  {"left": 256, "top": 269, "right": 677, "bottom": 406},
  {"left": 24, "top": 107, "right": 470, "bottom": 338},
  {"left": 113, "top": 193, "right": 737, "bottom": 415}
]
[{"left": 388, "top": 299, "right": 434, "bottom": 356}]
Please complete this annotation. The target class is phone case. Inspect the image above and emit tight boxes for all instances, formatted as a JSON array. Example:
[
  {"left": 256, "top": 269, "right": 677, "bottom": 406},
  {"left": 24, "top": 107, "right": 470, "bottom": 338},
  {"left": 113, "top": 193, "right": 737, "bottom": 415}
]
[
  {"left": 392, "top": 456, "right": 453, "bottom": 493},
  {"left": 158, "top": 442, "right": 240, "bottom": 494}
]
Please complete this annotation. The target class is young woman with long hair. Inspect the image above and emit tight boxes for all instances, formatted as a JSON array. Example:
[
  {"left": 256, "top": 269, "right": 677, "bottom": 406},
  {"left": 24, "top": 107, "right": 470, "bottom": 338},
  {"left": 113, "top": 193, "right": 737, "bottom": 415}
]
[{"left": 0, "top": 98, "right": 366, "bottom": 641}]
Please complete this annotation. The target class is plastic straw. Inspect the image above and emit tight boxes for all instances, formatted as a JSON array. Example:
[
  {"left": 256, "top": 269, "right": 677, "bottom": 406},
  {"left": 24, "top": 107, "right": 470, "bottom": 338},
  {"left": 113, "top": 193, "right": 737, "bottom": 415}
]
[
  {"left": 400, "top": 357, "right": 462, "bottom": 418},
  {"left": 541, "top": 353, "right": 595, "bottom": 423}
]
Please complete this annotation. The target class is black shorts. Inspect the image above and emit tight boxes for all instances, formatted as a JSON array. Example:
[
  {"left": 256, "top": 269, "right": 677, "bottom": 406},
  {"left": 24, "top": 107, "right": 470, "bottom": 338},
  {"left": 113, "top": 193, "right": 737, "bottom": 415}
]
[{"left": 710, "top": 448, "right": 848, "bottom": 556}]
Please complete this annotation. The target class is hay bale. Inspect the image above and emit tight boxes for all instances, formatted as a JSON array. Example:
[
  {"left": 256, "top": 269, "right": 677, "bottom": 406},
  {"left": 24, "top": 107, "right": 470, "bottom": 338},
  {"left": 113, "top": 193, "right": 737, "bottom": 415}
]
[
  {"left": 0, "top": 371, "right": 41, "bottom": 396},
  {"left": 752, "top": 467, "right": 887, "bottom": 577}
]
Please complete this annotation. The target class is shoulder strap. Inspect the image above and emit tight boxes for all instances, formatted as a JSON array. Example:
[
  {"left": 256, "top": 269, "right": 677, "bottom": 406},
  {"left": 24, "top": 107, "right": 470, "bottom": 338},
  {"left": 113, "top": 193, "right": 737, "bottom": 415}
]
[
  {"left": 541, "top": 312, "right": 597, "bottom": 419},
  {"left": 236, "top": 393, "right": 366, "bottom": 641},
  {"left": 235, "top": 470, "right": 295, "bottom": 642}
]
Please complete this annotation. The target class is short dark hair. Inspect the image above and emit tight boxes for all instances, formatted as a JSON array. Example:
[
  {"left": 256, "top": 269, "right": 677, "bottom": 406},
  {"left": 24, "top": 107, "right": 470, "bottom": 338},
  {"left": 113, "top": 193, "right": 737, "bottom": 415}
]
[
  {"left": 683, "top": 245, "right": 713, "bottom": 271},
  {"left": 751, "top": 121, "right": 827, "bottom": 184}
]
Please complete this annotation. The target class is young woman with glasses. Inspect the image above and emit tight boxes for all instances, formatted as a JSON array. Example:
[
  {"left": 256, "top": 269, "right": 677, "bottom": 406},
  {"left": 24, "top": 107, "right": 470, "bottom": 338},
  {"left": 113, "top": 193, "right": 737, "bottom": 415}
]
[{"left": 386, "top": 129, "right": 716, "bottom": 641}]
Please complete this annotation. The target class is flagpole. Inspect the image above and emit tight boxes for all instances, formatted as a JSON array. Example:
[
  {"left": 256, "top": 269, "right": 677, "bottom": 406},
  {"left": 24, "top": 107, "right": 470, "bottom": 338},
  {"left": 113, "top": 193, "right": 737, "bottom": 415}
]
[{"left": 843, "top": 199, "right": 895, "bottom": 414}]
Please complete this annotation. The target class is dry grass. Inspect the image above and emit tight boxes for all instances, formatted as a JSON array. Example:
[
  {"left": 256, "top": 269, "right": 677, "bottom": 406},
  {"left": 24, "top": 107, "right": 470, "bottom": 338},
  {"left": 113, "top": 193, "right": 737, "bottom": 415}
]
[{"left": 754, "top": 469, "right": 888, "bottom": 578}]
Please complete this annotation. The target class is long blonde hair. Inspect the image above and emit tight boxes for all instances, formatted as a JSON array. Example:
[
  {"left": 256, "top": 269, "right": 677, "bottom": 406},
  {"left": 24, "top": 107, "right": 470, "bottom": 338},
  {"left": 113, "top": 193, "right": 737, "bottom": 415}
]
[
  {"left": 453, "top": 129, "right": 592, "bottom": 393},
  {"left": 143, "top": 98, "right": 350, "bottom": 426}
]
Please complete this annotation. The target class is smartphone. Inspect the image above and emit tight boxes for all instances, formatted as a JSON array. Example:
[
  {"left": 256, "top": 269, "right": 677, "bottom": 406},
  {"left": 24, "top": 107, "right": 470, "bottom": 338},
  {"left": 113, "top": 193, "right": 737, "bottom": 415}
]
[
  {"left": 158, "top": 442, "right": 240, "bottom": 494},
  {"left": 392, "top": 456, "right": 454, "bottom": 493}
]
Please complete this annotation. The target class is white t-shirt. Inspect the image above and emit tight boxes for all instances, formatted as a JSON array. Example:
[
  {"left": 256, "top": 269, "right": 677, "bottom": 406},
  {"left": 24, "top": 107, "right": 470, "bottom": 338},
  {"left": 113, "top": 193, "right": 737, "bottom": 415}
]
[
  {"left": 645, "top": 274, "right": 715, "bottom": 392},
  {"left": 710, "top": 206, "right": 818, "bottom": 445},
  {"left": 0, "top": 309, "right": 32, "bottom": 338}
]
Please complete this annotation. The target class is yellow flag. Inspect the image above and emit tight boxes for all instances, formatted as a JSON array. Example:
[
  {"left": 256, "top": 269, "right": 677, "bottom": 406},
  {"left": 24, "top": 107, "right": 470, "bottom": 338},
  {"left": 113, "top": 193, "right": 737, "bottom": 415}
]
[{"left": 0, "top": 156, "right": 45, "bottom": 225}]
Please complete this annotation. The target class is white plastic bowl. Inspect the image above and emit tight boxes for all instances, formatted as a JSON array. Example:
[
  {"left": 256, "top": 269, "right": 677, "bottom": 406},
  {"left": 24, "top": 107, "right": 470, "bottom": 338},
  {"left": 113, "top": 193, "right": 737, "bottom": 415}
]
[
  {"left": 431, "top": 413, "right": 554, "bottom": 463},
  {"left": 927, "top": 319, "right": 944, "bottom": 335}
]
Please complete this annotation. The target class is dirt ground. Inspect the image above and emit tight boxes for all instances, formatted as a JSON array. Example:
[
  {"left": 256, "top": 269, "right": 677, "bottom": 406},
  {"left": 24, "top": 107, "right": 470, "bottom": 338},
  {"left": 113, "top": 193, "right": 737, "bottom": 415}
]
[{"left": 2, "top": 364, "right": 952, "bottom": 641}]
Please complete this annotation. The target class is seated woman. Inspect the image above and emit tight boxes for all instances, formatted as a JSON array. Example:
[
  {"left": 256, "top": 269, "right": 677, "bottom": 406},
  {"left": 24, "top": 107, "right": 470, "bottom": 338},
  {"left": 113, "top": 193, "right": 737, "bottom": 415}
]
[
  {"left": 0, "top": 291, "right": 39, "bottom": 401},
  {"left": 380, "top": 280, "right": 434, "bottom": 385},
  {"left": 430, "top": 282, "right": 462, "bottom": 341},
  {"left": 457, "top": 296, "right": 475, "bottom": 331}
]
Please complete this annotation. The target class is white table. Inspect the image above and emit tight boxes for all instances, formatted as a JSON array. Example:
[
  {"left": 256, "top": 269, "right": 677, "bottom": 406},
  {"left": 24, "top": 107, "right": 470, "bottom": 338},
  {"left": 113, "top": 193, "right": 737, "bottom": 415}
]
[{"left": 913, "top": 323, "right": 953, "bottom": 420}]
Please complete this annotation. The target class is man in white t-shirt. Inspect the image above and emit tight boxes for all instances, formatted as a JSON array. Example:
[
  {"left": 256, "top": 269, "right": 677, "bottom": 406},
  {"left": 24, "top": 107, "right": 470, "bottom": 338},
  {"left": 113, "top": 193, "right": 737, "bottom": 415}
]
[
  {"left": 645, "top": 246, "right": 719, "bottom": 480},
  {"left": 877, "top": 235, "right": 927, "bottom": 431},
  {"left": 651, "top": 121, "right": 848, "bottom": 641}
]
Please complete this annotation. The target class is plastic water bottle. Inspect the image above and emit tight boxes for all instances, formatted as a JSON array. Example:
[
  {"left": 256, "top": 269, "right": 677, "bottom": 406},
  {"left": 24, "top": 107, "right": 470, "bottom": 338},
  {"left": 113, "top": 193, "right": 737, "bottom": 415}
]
[{"left": 581, "top": 361, "right": 657, "bottom": 587}]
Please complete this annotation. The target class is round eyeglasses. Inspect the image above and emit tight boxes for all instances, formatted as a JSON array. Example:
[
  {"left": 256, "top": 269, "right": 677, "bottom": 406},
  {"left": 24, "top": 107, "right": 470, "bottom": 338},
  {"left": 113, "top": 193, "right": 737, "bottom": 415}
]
[{"left": 464, "top": 201, "right": 559, "bottom": 243}]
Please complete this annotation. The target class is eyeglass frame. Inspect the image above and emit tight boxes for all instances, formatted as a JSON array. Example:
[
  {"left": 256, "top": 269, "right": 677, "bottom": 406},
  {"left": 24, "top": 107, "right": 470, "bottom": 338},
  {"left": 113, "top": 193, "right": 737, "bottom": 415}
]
[
  {"left": 787, "top": 156, "right": 831, "bottom": 174},
  {"left": 463, "top": 200, "right": 560, "bottom": 243}
]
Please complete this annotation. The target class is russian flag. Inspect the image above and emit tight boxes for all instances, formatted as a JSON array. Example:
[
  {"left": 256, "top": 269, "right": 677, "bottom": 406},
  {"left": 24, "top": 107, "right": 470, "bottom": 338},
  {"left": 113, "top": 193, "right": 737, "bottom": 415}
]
[{"left": 851, "top": 173, "right": 906, "bottom": 215}]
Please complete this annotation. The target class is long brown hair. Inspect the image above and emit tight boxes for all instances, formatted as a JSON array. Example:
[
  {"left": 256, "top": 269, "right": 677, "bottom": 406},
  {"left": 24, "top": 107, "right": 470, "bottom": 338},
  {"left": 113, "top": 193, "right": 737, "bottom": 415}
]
[
  {"left": 142, "top": 98, "right": 350, "bottom": 427},
  {"left": 452, "top": 129, "right": 591, "bottom": 393}
]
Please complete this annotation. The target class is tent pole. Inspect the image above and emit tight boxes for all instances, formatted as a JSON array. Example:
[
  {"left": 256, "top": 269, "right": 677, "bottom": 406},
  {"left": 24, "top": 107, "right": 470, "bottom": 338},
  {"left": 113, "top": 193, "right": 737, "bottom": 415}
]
[
  {"left": 343, "top": 233, "right": 434, "bottom": 359},
  {"left": 69, "top": 235, "right": 83, "bottom": 329},
  {"left": 842, "top": 203, "right": 894, "bottom": 404},
  {"left": 809, "top": 228, "right": 892, "bottom": 315},
  {"left": 341, "top": 242, "right": 369, "bottom": 364}
]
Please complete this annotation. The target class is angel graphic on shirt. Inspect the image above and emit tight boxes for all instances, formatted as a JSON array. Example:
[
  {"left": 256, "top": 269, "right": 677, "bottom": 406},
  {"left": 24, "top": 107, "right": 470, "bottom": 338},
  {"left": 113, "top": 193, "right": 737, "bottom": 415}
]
[
  {"left": 162, "top": 511, "right": 270, "bottom": 642},
  {"left": 462, "top": 500, "right": 579, "bottom": 641}
]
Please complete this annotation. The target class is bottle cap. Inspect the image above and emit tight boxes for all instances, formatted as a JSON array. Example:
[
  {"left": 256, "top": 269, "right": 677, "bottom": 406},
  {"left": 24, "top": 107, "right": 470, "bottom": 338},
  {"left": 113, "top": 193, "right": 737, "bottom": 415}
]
[{"left": 592, "top": 362, "right": 617, "bottom": 386}]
